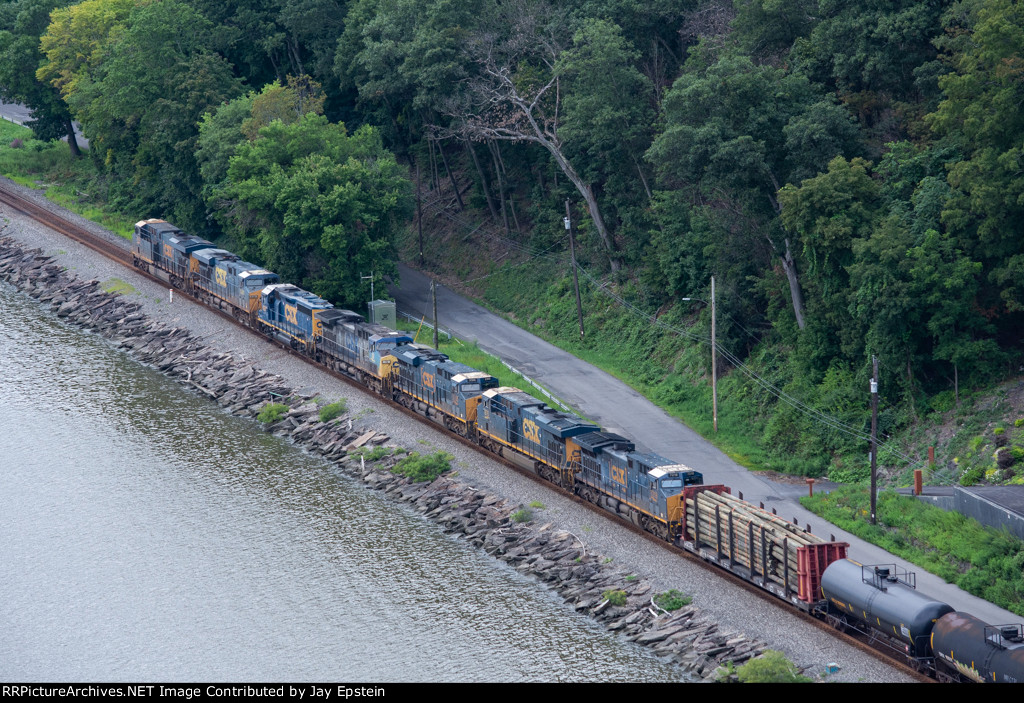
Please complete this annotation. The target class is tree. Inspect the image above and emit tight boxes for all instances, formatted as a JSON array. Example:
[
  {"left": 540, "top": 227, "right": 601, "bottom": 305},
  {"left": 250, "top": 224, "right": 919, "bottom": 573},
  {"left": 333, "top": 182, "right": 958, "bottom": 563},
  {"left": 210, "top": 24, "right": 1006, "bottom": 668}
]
[
  {"left": 0, "top": 0, "right": 80, "bottom": 154},
  {"left": 38, "top": 0, "right": 242, "bottom": 229},
  {"left": 929, "top": 0, "right": 1024, "bottom": 316},
  {"left": 648, "top": 49, "right": 861, "bottom": 329},
  {"left": 779, "top": 156, "right": 880, "bottom": 362},
  {"left": 908, "top": 228, "right": 999, "bottom": 385},
  {"left": 243, "top": 75, "right": 326, "bottom": 140},
  {"left": 736, "top": 650, "right": 812, "bottom": 683},
  {"left": 198, "top": 76, "right": 328, "bottom": 224},
  {"left": 436, "top": 0, "right": 623, "bottom": 269},
  {"left": 335, "top": 0, "right": 483, "bottom": 150},
  {"left": 217, "top": 113, "right": 412, "bottom": 304},
  {"left": 559, "top": 19, "right": 657, "bottom": 221},
  {"left": 732, "top": 0, "right": 818, "bottom": 60}
]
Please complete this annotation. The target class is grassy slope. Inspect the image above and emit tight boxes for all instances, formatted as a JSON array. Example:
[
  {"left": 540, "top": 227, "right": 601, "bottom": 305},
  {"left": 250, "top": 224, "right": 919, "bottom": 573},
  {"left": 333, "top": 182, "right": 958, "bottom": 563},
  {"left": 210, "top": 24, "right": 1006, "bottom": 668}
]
[{"left": 0, "top": 124, "right": 135, "bottom": 239}]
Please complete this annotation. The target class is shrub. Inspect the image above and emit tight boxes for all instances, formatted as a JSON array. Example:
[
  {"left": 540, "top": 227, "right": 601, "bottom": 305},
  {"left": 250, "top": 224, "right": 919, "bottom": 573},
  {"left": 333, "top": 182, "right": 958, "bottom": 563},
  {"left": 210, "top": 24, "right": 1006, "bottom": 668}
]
[
  {"left": 257, "top": 402, "right": 289, "bottom": 424},
  {"left": 960, "top": 465, "right": 986, "bottom": 486},
  {"left": 715, "top": 662, "right": 737, "bottom": 683},
  {"left": 512, "top": 508, "right": 533, "bottom": 523},
  {"left": 737, "top": 651, "right": 812, "bottom": 683},
  {"left": 602, "top": 589, "right": 627, "bottom": 607},
  {"left": 653, "top": 589, "right": 691, "bottom": 611},
  {"left": 528, "top": 500, "right": 545, "bottom": 509},
  {"left": 9, "top": 138, "right": 23, "bottom": 149},
  {"left": 390, "top": 451, "right": 452, "bottom": 482},
  {"left": 356, "top": 445, "right": 397, "bottom": 462},
  {"left": 319, "top": 400, "right": 347, "bottom": 422},
  {"left": 828, "top": 464, "right": 870, "bottom": 484}
]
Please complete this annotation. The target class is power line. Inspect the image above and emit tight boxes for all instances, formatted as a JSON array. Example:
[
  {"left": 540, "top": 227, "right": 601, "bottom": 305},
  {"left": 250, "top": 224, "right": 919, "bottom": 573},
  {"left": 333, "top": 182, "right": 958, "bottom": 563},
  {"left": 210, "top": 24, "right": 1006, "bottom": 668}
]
[{"left": 571, "top": 260, "right": 927, "bottom": 476}]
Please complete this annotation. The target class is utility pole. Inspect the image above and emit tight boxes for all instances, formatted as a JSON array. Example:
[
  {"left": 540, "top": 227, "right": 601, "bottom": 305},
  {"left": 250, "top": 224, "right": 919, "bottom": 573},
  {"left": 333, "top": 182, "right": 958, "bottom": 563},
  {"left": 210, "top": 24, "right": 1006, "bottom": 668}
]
[
  {"left": 361, "top": 272, "right": 374, "bottom": 302},
  {"left": 711, "top": 275, "right": 717, "bottom": 433},
  {"left": 870, "top": 355, "right": 879, "bottom": 526},
  {"left": 417, "top": 161, "right": 424, "bottom": 266},
  {"left": 682, "top": 284, "right": 718, "bottom": 432},
  {"left": 431, "top": 279, "right": 439, "bottom": 350},
  {"left": 564, "top": 199, "right": 584, "bottom": 340}
]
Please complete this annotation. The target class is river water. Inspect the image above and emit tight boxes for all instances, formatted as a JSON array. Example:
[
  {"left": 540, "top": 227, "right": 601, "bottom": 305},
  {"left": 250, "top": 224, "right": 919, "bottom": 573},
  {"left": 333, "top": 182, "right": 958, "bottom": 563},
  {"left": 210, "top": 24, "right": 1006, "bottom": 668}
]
[{"left": 0, "top": 282, "right": 688, "bottom": 682}]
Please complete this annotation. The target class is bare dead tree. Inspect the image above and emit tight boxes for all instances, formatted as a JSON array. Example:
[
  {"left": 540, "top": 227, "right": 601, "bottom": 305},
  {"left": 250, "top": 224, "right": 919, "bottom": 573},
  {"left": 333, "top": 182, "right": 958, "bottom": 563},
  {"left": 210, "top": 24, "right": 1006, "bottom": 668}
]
[
  {"left": 433, "top": 0, "right": 621, "bottom": 270},
  {"left": 679, "top": 0, "right": 737, "bottom": 46}
]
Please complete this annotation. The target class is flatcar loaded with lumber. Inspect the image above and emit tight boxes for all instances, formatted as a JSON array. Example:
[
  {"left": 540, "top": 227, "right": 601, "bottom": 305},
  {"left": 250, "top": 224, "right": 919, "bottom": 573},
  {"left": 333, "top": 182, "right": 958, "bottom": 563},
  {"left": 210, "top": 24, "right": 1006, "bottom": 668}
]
[{"left": 679, "top": 485, "right": 848, "bottom": 610}]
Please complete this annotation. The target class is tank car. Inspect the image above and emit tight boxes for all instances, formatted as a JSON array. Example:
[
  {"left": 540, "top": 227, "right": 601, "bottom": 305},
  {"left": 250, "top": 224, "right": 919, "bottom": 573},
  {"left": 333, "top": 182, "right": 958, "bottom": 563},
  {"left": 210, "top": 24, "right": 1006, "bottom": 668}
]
[
  {"left": 821, "top": 559, "right": 955, "bottom": 659},
  {"left": 932, "top": 612, "right": 1024, "bottom": 683}
]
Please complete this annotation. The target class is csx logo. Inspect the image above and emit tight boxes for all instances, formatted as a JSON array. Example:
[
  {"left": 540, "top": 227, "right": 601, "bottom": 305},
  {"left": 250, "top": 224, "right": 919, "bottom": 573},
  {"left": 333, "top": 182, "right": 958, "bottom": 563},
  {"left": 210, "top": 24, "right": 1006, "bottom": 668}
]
[
  {"left": 163, "top": 244, "right": 172, "bottom": 259},
  {"left": 611, "top": 465, "right": 626, "bottom": 486},
  {"left": 215, "top": 268, "right": 227, "bottom": 287},
  {"left": 284, "top": 304, "right": 298, "bottom": 325},
  {"left": 523, "top": 419, "right": 540, "bottom": 444},
  {"left": 422, "top": 372, "right": 435, "bottom": 390}
]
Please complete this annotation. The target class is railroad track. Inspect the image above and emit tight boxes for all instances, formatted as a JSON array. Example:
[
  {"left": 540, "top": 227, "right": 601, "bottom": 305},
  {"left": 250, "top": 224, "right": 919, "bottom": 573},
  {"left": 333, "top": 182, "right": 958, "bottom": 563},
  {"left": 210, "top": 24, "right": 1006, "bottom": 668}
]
[{"left": 0, "top": 180, "right": 931, "bottom": 682}]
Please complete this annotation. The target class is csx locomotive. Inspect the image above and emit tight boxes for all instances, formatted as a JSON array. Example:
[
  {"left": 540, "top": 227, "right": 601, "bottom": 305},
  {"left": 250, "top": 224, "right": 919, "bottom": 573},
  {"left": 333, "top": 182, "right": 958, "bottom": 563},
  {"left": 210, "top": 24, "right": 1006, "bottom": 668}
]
[
  {"left": 132, "top": 218, "right": 1024, "bottom": 682},
  {"left": 131, "top": 218, "right": 704, "bottom": 542}
]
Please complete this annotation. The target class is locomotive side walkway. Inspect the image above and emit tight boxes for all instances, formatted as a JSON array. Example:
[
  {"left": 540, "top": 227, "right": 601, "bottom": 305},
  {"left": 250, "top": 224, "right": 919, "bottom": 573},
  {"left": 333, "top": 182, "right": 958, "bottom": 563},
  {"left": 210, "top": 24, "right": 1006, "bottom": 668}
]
[{"left": 390, "top": 263, "right": 1022, "bottom": 628}]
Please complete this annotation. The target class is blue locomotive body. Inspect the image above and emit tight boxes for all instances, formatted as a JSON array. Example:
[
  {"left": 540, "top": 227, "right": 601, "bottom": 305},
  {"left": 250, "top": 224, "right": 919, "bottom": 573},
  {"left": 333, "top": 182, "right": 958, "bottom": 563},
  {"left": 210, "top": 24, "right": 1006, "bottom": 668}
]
[
  {"left": 132, "top": 219, "right": 213, "bottom": 285},
  {"left": 257, "top": 283, "right": 335, "bottom": 350},
  {"left": 571, "top": 432, "right": 702, "bottom": 533},
  {"left": 386, "top": 344, "right": 498, "bottom": 430},
  {"left": 476, "top": 386, "right": 598, "bottom": 470},
  {"left": 191, "top": 247, "right": 278, "bottom": 316}
]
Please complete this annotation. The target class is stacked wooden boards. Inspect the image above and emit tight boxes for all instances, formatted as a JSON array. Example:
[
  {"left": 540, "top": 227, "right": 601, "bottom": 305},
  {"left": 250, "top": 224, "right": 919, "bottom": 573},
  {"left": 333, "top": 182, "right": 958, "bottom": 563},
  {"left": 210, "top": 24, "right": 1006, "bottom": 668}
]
[{"left": 680, "top": 485, "right": 847, "bottom": 606}]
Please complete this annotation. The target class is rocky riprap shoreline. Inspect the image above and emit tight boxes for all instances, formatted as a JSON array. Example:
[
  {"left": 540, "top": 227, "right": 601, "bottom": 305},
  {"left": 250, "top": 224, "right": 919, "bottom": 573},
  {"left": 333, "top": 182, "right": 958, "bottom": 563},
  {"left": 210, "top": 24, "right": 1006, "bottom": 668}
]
[{"left": 0, "top": 236, "right": 770, "bottom": 681}]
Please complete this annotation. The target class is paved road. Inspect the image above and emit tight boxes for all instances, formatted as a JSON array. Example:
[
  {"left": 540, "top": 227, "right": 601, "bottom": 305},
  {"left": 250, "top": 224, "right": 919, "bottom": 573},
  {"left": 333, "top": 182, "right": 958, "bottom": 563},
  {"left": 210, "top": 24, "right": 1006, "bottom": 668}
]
[
  {"left": 391, "top": 262, "right": 1022, "bottom": 626},
  {"left": 0, "top": 100, "right": 87, "bottom": 149}
]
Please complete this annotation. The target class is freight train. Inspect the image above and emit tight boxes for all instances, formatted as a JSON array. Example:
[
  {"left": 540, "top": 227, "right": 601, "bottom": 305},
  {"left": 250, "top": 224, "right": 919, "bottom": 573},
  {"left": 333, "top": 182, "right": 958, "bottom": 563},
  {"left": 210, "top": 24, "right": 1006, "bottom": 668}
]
[{"left": 131, "top": 218, "right": 1023, "bottom": 682}]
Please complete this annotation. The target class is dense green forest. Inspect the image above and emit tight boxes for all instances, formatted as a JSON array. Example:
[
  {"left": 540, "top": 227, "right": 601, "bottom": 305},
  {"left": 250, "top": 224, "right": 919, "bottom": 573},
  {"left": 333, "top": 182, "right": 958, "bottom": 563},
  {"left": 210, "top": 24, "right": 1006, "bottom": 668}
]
[{"left": 2, "top": 0, "right": 1023, "bottom": 480}]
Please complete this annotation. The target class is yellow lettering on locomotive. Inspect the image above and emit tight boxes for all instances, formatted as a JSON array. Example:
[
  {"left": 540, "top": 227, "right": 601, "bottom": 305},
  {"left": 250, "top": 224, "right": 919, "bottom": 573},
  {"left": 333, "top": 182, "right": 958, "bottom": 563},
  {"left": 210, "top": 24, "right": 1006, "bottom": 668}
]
[
  {"left": 163, "top": 244, "right": 172, "bottom": 260},
  {"left": 312, "top": 312, "right": 323, "bottom": 337},
  {"left": 284, "top": 304, "right": 298, "bottom": 325},
  {"left": 422, "top": 372, "right": 435, "bottom": 390},
  {"left": 611, "top": 465, "right": 626, "bottom": 486},
  {"left": 215, "top": 268, "right": 227, "bottom": 287},
  {"left": 523, "top": 418, "right": 540, "bottom": 444}
]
